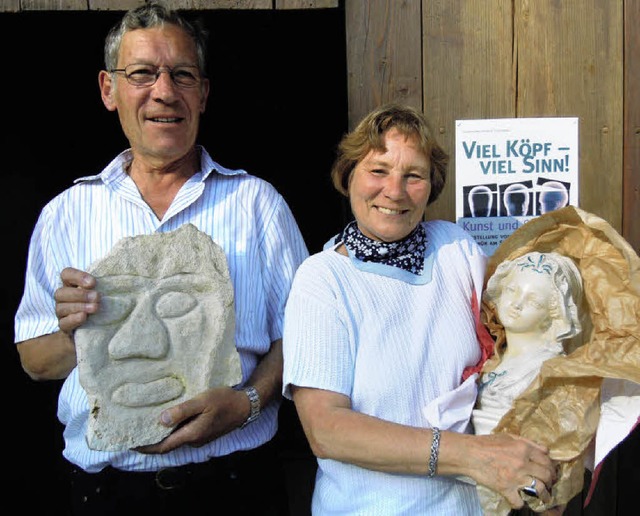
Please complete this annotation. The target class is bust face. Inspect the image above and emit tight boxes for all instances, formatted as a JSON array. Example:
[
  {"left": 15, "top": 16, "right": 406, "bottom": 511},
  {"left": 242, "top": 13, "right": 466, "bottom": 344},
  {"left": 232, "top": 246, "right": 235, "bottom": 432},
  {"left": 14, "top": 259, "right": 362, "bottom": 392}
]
[{"left": 495, "top": 267, "right": 554, "bottom": 334}]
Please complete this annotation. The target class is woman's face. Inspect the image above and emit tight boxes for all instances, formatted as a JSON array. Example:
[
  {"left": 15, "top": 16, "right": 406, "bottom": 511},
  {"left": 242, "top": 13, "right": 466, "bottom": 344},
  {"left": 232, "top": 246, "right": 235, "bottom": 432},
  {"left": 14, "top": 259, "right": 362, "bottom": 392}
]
[
  {"left": 496, "top": 268, "right": 554, "bottom": 334},
  {"left": 348, "top": 127, "right": 431, "bottom": 242}
]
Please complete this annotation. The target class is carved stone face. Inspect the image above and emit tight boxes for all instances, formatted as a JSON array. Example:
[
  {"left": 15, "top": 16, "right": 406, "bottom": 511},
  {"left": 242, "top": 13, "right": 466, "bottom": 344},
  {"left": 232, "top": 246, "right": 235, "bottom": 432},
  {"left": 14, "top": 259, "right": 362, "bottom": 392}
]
[
  {"left": 495, "top": 267, "right": 554, "bottom": 335},
  {"left": 75, "top": 224, "right": 242, "bottom": 451},
  {"left": 86, "top": 273, "right": 223, "bottom": 407}
]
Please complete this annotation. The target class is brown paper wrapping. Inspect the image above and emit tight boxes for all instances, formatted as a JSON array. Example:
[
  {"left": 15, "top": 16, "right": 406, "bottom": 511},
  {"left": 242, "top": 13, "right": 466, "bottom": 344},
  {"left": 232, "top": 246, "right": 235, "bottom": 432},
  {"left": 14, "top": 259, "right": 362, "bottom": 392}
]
[{"left": 477, "top": 206, "right": 640, "bottom": 513}]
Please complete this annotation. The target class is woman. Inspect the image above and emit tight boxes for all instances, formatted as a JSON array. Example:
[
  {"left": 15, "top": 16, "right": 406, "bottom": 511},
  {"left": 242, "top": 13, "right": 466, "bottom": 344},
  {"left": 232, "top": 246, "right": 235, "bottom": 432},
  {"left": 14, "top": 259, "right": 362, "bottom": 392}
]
[{"left": 282, "top": 103, "right": 557, "bottom": 514}]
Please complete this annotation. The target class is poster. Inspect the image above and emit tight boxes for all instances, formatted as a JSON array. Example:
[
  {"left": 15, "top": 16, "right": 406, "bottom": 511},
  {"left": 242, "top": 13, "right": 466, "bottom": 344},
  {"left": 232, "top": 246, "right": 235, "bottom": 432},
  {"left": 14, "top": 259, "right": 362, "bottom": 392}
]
[{"left": 455, "top": 117, "right": 579, "bottom": 255}]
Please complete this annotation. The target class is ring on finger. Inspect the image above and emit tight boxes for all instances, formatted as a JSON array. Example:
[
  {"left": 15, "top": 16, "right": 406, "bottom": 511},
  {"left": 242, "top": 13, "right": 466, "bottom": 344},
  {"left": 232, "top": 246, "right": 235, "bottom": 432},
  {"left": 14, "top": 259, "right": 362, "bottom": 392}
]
[{"left": 521, "top": 476, "right": 538, "bottom": 497}]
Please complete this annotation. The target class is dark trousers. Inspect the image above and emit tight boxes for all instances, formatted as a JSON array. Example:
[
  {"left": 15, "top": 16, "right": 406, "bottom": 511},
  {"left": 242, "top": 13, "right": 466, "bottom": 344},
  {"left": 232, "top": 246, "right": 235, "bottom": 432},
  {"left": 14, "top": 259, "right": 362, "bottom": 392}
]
[{"left": 66, "top": 439, "right": 290, "bottom": 516}]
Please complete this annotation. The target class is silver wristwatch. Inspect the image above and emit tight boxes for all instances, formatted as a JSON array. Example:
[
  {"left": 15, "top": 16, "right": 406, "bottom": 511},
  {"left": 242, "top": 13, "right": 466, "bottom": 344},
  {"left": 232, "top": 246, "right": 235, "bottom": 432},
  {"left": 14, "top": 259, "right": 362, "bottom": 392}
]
[{"left": 240, "top": 386, "right": 261, "bottom": 428}]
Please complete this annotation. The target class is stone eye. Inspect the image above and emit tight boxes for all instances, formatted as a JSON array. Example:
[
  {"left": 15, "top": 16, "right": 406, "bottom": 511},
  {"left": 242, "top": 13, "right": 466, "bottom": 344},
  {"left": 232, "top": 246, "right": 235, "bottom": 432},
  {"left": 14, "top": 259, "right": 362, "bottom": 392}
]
[
  {"left": 89, "top": 296, "right": 135, "bottom": 325},
  {"left": 155, "top": 291, "right": 197, "bottom": 318}
]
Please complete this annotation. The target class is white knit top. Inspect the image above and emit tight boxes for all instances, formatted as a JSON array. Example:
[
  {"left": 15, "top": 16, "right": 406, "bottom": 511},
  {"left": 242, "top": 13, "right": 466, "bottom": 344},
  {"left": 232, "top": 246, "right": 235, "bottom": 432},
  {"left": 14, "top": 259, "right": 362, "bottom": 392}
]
[{"left": 283, "top": 220, "right": 487, "bottom": 515}]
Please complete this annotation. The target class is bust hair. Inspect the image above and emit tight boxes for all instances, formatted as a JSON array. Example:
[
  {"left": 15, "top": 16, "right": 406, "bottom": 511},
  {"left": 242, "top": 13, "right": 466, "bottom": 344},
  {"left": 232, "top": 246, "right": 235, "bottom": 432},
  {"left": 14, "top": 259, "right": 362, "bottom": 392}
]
[
  {"left": 330, "top": 103, "right": 449, "bottom": 205},
  {"left": 103, "top": 0, "right": 209, "bottom": 75}
]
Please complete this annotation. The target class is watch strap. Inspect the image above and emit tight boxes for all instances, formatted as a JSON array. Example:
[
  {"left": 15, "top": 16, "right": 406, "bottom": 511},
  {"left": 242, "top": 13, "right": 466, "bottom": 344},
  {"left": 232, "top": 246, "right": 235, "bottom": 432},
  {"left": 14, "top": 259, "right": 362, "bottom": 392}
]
[{"left": 240, "top": 386, "right": 261, "bottom": 429}]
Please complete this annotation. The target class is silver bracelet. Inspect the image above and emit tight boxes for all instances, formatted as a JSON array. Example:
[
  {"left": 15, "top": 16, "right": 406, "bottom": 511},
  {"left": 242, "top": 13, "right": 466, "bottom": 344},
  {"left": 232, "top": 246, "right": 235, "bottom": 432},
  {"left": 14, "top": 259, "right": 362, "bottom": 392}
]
[{"left": 427, "top": 427, "right": 440, "bottom": 477}]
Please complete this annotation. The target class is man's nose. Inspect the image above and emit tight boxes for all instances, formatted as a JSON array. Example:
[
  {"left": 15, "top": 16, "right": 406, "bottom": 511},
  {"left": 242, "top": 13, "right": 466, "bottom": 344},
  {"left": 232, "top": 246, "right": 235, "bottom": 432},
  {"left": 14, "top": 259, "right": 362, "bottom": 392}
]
[{"left": 151, "top": 69, "right": 180, "bottom": 98}]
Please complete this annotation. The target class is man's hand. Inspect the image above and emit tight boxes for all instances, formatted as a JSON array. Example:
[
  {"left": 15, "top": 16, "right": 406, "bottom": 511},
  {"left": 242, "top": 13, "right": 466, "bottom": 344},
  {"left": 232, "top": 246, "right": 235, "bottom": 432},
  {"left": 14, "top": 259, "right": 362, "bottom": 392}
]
[
  {"left": 136, "top": 386, "right": 250, "bottom": 454},
  {"left": 16, "top": 267, "right": 100, "bottom": 380},
  {"left": 55, "top": 267, "right": 100, "bottom": 333}
]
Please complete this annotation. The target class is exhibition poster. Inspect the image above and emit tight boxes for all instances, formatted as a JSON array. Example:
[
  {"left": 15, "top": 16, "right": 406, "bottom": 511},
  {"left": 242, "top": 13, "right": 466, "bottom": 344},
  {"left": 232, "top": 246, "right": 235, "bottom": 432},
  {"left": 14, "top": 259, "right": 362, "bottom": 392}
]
[{"left": 455, "top": 117, "right": 579, "bottom": 255}]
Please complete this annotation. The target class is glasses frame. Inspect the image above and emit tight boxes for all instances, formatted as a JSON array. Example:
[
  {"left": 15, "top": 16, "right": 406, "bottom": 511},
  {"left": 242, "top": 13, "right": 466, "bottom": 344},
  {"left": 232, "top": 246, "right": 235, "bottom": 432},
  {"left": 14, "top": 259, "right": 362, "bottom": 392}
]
[{"left": 109, "top": 64, "right": 203, "bottom": 88}]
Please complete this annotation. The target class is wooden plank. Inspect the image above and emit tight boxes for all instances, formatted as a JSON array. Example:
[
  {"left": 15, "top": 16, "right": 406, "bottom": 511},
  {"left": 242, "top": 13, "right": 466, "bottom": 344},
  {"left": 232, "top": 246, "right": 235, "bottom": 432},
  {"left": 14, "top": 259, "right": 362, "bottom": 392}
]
[
  {"left": 345, "top": 0, "right": 422, "bottom": 130},
  {"left": 423, "top": 0, "right": 514, "bottom": 222},
  {"left": 276, "top": 0, "right": 338, "bottom": 8},
  {"left": 3, "top": 0, "right": 333, "bottom": 12},
  {"left": 623, "top": 0, "right": 640, "bottom": 255},
  {"left": 0, "top": 0, "right": 20, "bottom": 12},
  {"left": 515, "top": 0, "right": 623, "bottom": 232},
  {"left": 89, "top": 0, "right": 143, "bottom": 11},
  {"left": 21, "top": 0, "right": 86, "bottom": 9},
  {"left": 168, "top": 0, "right": 272, "bottom": 8}
]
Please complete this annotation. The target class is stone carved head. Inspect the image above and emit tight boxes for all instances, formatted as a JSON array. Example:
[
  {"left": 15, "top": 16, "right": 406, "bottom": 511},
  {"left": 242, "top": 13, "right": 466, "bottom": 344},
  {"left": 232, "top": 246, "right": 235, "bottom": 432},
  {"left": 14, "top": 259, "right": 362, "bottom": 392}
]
[{"left": 75, "top": 224, "right": 242, "bottom": 451}]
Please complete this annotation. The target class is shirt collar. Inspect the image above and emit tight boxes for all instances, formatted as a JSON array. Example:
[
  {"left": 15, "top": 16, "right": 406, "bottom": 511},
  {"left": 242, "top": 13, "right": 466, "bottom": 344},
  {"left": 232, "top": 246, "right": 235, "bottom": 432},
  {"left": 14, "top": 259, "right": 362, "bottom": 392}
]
[{"left": 73, "top": 145, "right": 248, "bottom": 185}]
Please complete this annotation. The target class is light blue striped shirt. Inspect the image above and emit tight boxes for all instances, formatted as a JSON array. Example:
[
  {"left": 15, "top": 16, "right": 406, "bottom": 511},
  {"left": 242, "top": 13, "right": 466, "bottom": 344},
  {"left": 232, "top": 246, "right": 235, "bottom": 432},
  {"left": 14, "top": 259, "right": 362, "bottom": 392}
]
[{"left": 15, "top": 146, "right": 309, "bottom": 472}]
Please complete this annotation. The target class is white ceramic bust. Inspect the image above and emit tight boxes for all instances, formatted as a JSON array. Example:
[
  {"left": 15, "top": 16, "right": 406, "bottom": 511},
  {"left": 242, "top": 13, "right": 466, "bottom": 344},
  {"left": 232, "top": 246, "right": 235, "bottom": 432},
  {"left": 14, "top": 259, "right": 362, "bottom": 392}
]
[{"left": 472, "top": 251, "right": 583, "bottom": 436}]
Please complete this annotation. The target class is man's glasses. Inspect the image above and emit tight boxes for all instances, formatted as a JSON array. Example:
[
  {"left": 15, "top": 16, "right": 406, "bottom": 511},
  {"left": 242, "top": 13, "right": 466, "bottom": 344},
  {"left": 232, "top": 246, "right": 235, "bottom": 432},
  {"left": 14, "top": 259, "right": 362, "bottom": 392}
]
[{"left": 109, "top": 64, "right": 203, "bottom": 88}]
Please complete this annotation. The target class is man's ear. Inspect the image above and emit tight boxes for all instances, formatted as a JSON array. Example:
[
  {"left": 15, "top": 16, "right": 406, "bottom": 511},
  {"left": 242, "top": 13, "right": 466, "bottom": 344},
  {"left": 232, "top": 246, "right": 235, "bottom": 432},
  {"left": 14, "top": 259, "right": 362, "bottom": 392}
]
[{"left": 99, "top": 70, "right": 117, "bottom": 112}]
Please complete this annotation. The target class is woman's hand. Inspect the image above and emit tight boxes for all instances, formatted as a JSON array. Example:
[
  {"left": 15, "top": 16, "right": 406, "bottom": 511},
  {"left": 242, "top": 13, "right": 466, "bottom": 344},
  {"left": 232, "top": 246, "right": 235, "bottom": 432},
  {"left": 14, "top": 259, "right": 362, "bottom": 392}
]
[{"left": 444, "top": 432, "right": 556, "bottom": 509}]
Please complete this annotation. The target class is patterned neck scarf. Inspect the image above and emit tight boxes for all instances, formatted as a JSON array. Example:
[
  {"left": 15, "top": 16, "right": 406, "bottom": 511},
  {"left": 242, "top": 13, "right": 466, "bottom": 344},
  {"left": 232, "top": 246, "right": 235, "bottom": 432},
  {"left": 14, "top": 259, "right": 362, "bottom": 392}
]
[{"left": 342, "top": 221, "right": 427, "bottom": 275}]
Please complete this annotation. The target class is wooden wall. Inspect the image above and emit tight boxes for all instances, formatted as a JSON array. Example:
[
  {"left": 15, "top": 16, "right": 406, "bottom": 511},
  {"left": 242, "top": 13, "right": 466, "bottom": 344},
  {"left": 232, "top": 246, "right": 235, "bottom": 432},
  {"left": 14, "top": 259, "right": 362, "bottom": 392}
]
[
  {"left": 624, "top": 0, "right": 640, "bottom": 256},
  {"left": 346, "top": 0, "right": 639, "bottom": 256},
  {"left": 0, "top": 0, "right": 338, "bottom": 12}
]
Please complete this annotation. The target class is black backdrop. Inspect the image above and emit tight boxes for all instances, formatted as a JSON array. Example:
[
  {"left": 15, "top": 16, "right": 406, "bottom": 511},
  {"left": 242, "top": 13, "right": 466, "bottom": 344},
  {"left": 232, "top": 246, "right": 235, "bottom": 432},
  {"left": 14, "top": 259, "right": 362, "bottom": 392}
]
[{"left": 1, "top": 7, "right": 348, "bottom": 514}]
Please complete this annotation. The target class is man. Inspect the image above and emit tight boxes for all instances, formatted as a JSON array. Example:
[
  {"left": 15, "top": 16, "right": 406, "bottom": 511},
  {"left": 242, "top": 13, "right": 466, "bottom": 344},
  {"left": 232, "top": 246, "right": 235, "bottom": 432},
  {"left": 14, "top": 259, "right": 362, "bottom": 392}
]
[{"left": 14, "top": 2, "right": 308, "bottom": 514}]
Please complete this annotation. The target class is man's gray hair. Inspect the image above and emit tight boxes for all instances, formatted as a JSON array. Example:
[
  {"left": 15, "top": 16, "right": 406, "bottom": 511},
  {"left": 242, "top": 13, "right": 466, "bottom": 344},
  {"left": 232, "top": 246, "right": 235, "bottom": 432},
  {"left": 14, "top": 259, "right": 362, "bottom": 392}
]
[{"left": 103, "top": 1, "right": 208, "bottom": 73}]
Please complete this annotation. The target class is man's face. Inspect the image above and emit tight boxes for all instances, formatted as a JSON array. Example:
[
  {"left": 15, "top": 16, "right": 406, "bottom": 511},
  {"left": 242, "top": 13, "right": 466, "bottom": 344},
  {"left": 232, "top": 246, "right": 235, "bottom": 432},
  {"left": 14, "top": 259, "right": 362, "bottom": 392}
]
[{"left": 100, "top": 25, "right": 210, "bottom": 165}]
